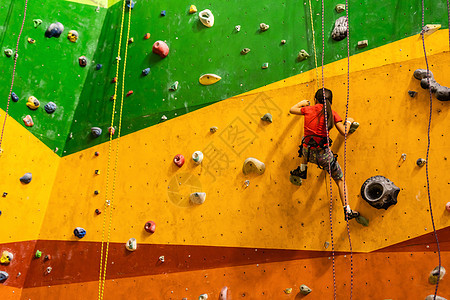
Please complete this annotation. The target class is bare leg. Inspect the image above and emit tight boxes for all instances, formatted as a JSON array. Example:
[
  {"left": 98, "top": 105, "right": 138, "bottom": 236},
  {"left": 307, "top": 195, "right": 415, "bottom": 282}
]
[{"left": 334, "top": 177, "right": 349, "bottom": 208}]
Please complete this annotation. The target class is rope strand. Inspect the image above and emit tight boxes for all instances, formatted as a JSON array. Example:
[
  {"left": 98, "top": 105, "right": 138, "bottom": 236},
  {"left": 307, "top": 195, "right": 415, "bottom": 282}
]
[{"left": 308, "top": 0, "right": 320, "bottom": 88}]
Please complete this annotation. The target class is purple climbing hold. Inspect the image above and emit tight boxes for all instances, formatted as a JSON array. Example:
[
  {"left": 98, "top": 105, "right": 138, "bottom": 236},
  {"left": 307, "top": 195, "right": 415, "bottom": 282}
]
[
  {"left": 161, "top": 10, "right": 166, "bottom": 16},
  {"left": 45, "top": 22, "right": 64, "bottom": 38},
  {"left": 96, "top": 64, "right": 102, "bottom": 70},
  {"left": 20, "top": 173, "right": 32, "bottom": 184},
  {"left": 142, "top": 68, "right": 150, "bottom": 76},
  {"left": 73, "top": 227, "right": 86, "bottom": 238},
  {"left": 11, "top": 92, "right": 19, "bottom": 102}
]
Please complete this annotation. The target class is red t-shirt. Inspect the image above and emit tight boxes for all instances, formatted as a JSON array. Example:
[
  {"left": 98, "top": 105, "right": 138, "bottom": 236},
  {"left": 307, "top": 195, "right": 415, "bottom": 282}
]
[{"left": 300, "top": 104, "right": 342, "bottom": 137}]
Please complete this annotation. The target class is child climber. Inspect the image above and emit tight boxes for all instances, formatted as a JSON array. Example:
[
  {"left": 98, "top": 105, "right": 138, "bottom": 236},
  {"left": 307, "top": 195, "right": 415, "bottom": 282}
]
[{"left": 289, "top": 88, "right": 360, "bottom": 221}]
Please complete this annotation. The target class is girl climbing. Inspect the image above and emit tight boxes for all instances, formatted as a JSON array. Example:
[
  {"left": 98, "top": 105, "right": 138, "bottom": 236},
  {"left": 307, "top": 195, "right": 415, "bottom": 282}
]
[{"left": 289, "top": 88, "right": 360, "bottom": 221}]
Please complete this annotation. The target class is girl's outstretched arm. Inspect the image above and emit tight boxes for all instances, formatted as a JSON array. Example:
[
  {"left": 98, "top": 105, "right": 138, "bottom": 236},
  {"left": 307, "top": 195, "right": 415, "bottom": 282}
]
[
  {"left": 289, "top": 100, "right": 310, "bottom": 115},
  {"left": 335, "top": 117, "right": 355, "bottom": 136}
]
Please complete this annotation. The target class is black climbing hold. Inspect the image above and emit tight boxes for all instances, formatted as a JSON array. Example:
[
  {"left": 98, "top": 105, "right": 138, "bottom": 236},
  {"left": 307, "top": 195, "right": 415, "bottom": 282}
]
[
  {"left": 161, "top": 10, "right": 166, "bottom": 16},
  {"left": 44, "top": 102, "right": 57, "bottom": 114},
  {"left": 11, "top": 92, "right": 19, "bottom": 102},
  {"left": 95, "top": 151, "right": 100, "bottom": 156},
  {"left": 408, "top": 90, "right": 417, "bottom": 98},
  {"left": 360, "top": 175, "right": 400, "bottom": 210},
  {"left": 2, "top": 192, "right": 7, "bottom": 197},
  {"left": 416, "top": 158, "right": 426, "bottom": 167},
  {"left": 94, "top": 190, "right": 99, "bottom": 195},
  {"left": 20, "top": 173, "right": 32, "bottom": 184},
  {"left": 96, "top": 64, "right": 102, "bottom": 70},
  {"left": 95, "top": 209, "right": 101, "bottom": 215},
  {"left": 73, "top": 227, "right": 86, "bottom": 238},
  {"left": 45, "top": 22, "right": 64, "bottom": 38},
  {"left": 413, "top": 69, "right": 450, "bottom": 101},
  {"left": 142, "top": 68, "right": 150, "bottom": 76}
]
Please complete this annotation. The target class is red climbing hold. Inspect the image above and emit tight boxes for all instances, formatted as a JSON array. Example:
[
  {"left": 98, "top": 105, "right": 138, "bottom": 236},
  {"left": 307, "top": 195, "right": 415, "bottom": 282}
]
[
  {"left": 126, "top": 90, "right": 133, "bottom": 97},
  {"left": 144, "top": 221, "right": 156, "bottom": 233},
  {"left": 95, "top": 209, "right": 101, "bottom": 215},
  {"left": 44, "top": 254, "right": 51, "bottom": 260},
  {"left": 152, "top": 41, "right": 169, "bottom": 58},
  {"left": 144, "top": 33, "right": 151, "bottom": 39},
  {"left": 108, "top": 127, "right": 115, "bottom": 135},
  {"left": 112, "top": 77, "right": 117, "bottom": 83},
  {"left": 173, "top": 154, "right": 185, "bottom": 167}
]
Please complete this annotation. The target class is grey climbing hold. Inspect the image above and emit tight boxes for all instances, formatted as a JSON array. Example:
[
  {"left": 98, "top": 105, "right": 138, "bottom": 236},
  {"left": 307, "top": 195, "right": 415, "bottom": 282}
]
[
  {"left": 429, "top": 266, "right": 446, "bottom": 284},
  {"left": 45, "top": 22, "right": 64, "bottom": 38},
  {"left": 190, "top": 192, "right": 206, "bottom": 205},
  {"left": 11, "top": 92, "right": 19, "bottom": 102},
  {"left": 169, "top": 81, "right": 179, "bottom": 91},
  {"left": 240, "top": 48, "right": 251, "bottom": 55},
  {"left": 299, "top": 284, "right": 312, "bottom": 295},
  {"left": 356, "top": 215, "right": 369, "bottom": 226},
  {"left": 210, "top": 126, "right": 218, "bottom": 133},
  {"left": 335, "top": 4, "right": 345, "bottom": 13},
  {"left": 33, "top": 19, "right": 42, "bottom": 28},
  {"left": 20, "top": 173, "right": 32, "bottom": 184},
  {"left": 259, "top": 23, "right": 269, "bottom": 31},
  {"left": 4, "top": 49, "right": 13, "bottom": 57},
  {"left": 417, "top": 158, "right": 426, "bottom": 167},
  {"left": 360, "top": 175, "right": 400, "bottom": 210},
  {"left": 425, "top": 295, "right": 447, "bottom": 300},
  {"left": 0, "top": 271, "right": 8, "bottom": 283},
  {"left": 44, "top": 102, "right": 57, "bottom": 114},
  {"left": 142, "top": 67, "right": 150, "bottom": 76},
  {"left": 357, "top": 40, "right": 368, "bottom": 48},
  {"left": 324, "top": 241, "right": 330, "bottom": 249},
  {"left": 408, "top": 90, "right": 417, "bottom": 98},
  {"left": 261, "top": 113, "right": 273, "bottom": 123},
  {"left": 91, "top": 127, "right": 102, "bottom": 137},
  {"left": 297, "top": 50, "right": 310, "bottom": 61},
  {"left": 331, "top": 16, "right": 348, "bottom": 41},
  {"left": 413, "top": 69, "right": 450, "bottom": 101},
  {"left": 243, "top": 158, "right": 265, "bottom": 175}
]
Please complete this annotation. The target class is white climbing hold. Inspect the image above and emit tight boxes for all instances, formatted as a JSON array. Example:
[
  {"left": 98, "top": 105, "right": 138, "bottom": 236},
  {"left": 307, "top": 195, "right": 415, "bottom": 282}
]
[
  {"left": 159, "top": 255, "right": 165, "bottom": 262},
  {"left": 357, "top": 40, "right": 368, "bottom": 48},
  {"left": 429, "top": 266, "right": 446, "bottom": 284},
  {"left": 46, "top": 267, "right": 52, "bottom": 274},
  {"left": 425, "top": 295, "right": 447, "bottom": 300},
  {"left": 259, "top": 23, "right": 269, "bottom": 31},
  {"left": 219, "top": 287, "right": 228, "bottom": 300},
  {"left": 235, "top": 25, "right": 241, "bottom": 32},
  {"left": 422, "top": 24, "right": 441, "bottom": 37},
  {"left": 243, "top": 158, "right": 265, "bottom": 175},
  {"left": 299, "top": 284, "right": 312, "bottom": 295},
  {"left": 190, "top": 192, "right": 206, "bottom": 204},
  {"left": 261, "top": 113, "right": 272, "bottom": 123},
  {"left": 297, "top": 49, "right": 310, "bottom": 61},
  {"left": 161, "top": 115, "right": 168, "bottom": 121},
  {"left": 199, "top": 9, "right": 214, "bottom": 27},
  {"left": 126, "top": 238, "right": 137, "bottom": 251},
  {"left": 199, "top": 294, "right": 208, "bottom": 300},
  {"left": 192, "top": 151, "right": 203, "bottom": 164}
]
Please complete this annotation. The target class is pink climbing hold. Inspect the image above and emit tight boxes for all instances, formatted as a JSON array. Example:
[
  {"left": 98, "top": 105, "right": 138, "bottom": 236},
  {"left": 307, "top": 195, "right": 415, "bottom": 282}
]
[
  {"left": 446, "top": 202, "right": 450, "bottom": 212},
  {"left": 144, "top": 221, "right": 156, "bottom": 233},
  {"left": 173, "top": 154, "right": 185, "bottom": 167},
  {"left": 219, "top": 287, "right": 228, "bottom": 300},
  {"left": 152, "top": 40, "right": 169, "bottom": 58},
  {"left": 126, "top": 90, "right": 133, "bottom": 97}
]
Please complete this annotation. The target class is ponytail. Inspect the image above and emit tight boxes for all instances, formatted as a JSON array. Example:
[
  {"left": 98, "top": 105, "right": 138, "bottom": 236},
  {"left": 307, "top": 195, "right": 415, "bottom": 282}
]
[{"left": 315, "top": 88, "right": 334, "bottom": 131}]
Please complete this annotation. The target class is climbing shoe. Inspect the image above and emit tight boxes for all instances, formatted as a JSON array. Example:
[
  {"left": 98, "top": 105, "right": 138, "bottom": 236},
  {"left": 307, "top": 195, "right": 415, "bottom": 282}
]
[
  {"left": 344, "top": 208, "right": 360, "bottom": 221},
  {"left": 290, "top": 166, "right": 307, "bottom": 179},
  {"left": 349, "top": 122, "right": 360, "bottom": 134}
]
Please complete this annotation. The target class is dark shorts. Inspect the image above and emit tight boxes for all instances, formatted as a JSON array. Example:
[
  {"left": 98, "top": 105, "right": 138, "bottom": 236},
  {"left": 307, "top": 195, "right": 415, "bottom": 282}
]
[{"left": 302, "top": 147, "right": 343, "bottom": 181}]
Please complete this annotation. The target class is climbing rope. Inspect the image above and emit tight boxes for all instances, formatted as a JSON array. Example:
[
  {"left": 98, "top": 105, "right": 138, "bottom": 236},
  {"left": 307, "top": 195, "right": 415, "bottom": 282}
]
[
  {"left": 342, "top": 0, "right": 354, "bottom": 299},
  {"left": 307, "top": 0, "right": 320, "bottom": 88},
  {"left": 0, "top": 0, "right": 29, "bottom": 153},
  {"left": 420, "top": 0, "right": 442, "bottom": 298},
  {"left": 97, "top": 0, "right": 132, "bottom": 298},
  {"left": 320, "top": 0, "right": 337, "bottom": 298}
]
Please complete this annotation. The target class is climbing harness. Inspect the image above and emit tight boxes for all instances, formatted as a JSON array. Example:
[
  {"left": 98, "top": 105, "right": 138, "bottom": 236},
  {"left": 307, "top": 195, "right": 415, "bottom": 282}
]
[
  {"left": 97, "top": 1, "right": 132, "bottom": 299},
  {"left": 420, "top": 0, "right": 442, "bottom": 298},
  {"left": 307, "top": 0, "right": 320, "bottom": 88},
  {"left": 0, "top": 0, "right": 29, "bottom": 153}
]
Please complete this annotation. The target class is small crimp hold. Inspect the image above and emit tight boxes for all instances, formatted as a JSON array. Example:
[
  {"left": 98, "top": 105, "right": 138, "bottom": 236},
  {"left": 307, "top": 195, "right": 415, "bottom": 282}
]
[
  {"left": 35, "top": 250, "right": 42, "bottom": 258},
  {"left": 27, "top": 38, "right": 36, "bottom": 44},
  {"left": 94, "top": 190, "right": 99, "bottom": 195},
  {"left": 128, "top": 37, "right": 134, "bottom": 44},
  {"left": 262, "top": 62, "right": 269, "bottom": 69},
  {"left": 169, "top": 81, "right": 179, "bottom": 91},
  {"left": 261, "top": 113, "right": 272, "bottom": 123},
  {"left": 210, "top": 126, "right": 218, "bottom": 133},
  {"left": 2, "top": 192, "right": 7, "bottom": 197},
  {"left": 26, "top": 96, "right": 40, "bottom": 110},
  {"left": 44, "top": 254, "right": 51, "bottom": 260},
  {"left": 33, "top": 19, "right": 42, "bottom": 28},
  {"left": 281, "top": 39, "right": 286, "bottom": 44},
  {"left": 0, "top": 251, "right": 13, "bottom": 264},
  {"left": 408, "top": 90, "right": 417, "bottom": 98},
  {"left": 173, "top": 154, "right": 185, "bottom": 167},
  {"left": 259, "top": 23, "right": 269, "bottom": 31},
  {"left": 190, "top": 192, "right": 206, "bottom": 204},
  {"left": 126, "top": 0, "right": 135, "bottom": 9},
  {"left": 159, "top": 255, "right": 165, "bottom": 262},
  {"left": 46, "top": 267, "right": 52, "bottom": 274},
  {"left": 142, "top": 67, "right": 150, "bottom": 76},
  {"left": 108, "top": 127, "right": 115, "bottom": 135},
  {"left": 161, "top": 115, "right": 168, "bottom": 121},
  {"left": 189, "top": 5, "right": 197, "bottom": 14},
  {"left": 126, "top": 238, "right": 137, "bottom": 251},
  {"left": 95, "top": 209, "right": 101, "bottom": 215},
  {"left": 241, "top": 48, "right": 251, "bottom": 55},
  {"left": 199, "top": 294, "right": 208, "bottom": 300},
  {"left": 0, "top": 271, "right": 9, "bottom": 283},
  {"left": 357, "top": 40, "right": 368, "bottom": 48},
  {"left": 11, "top": 92, "right": 19, "bottom": 102},
  {"left": 160, "top": 10, "right": 166, "bottom": 16},
  {"left": 284, "top": 288, "right": 292, "bottom": 294},
  {"left": 144, "top": 33, "right": 151, "bottom": 39},
  {"left": 297, "top": 49, "right": 310, "bottom": 61},
  {"left": 335, "top": 4, "right": 345, "bottom": 13},
  {"left": 299, "top": 284, "right": 312, "bottom": 295},
  {"left": 126, "top": 90, "right": 133, "bottom": 97},
  {"left": 74, "top": 227, "right": 86, "bottom": 238},
  {"left": 78, "top": 56, "right": 87, "bottom": 67},
  {"left": 235, "top": 25, "right": 241, "bottom": 32},
  {"left": 20, "top": 173, "right": 32, "bottom": 184},
  {"left": 91, "top": 127, "right": 102, "bottom": 137},
  {"left": 96, "top": 64, "right": 102, "bottom": 70},
  {"left": 243, "top": 158, "right": 265, "bottom": 175}
]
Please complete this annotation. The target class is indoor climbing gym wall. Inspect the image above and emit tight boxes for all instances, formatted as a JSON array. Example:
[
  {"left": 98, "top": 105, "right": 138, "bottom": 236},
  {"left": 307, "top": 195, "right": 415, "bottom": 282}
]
[{"left": 0, "top": 0, "right": 449, "bottom": 299}]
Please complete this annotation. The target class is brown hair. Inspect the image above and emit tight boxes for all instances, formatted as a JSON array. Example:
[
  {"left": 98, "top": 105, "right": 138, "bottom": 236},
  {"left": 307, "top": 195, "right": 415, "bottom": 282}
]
[{"left": 314, "top": 88, "right": 334, "bottom": 131}]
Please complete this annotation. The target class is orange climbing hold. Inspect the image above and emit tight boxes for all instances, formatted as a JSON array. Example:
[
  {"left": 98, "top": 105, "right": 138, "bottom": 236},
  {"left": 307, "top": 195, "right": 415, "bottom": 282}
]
[
  {"left": 144, "top": 33, "right": 151, "bottom": 39},
  {"left": 23, "top": 115, "right": 34, "bottom": 127},
  {"left": 126, "top": 90, "right": 133, "bottom": 97}
]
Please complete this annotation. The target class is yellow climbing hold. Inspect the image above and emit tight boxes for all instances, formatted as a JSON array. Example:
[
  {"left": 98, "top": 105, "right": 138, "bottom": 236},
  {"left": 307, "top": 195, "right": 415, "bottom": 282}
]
[
  {"left": 199, "top": 74, "right": 221, "bottom": 85},
  {"left": 423, "top": 24, "right": 441, "bottom": 37},
  {"left": 189, "top": 5, "right": 197, "bottom": 14},
  {"left": 284, "top": 288, "right": 292, "bottom": 294},
  {"left": 26, "top": 96, "right": 40, "bottom": 110},
  {"left": 0, "top": 251, "right": 13, "bottom": 264}
]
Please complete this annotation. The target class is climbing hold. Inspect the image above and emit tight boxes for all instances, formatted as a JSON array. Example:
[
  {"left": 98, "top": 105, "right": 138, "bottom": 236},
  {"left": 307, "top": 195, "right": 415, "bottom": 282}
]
[
  {"left": 91, "top": 127, "right": 102, "bottom": 137},
  {"left": 289, "top": 174, "right": 302, "bottom": 186},
  {"left": 46, "top": 267, "right": 52, "bottom": 274},
  {"left": 284, "top": 288, "right": 292, "bottom": 294},
  {"left": 169, "top": 81, "right": 179, "bottom": 91},
  {"left": 95, "top": 209, "right": 101, "bottom": 215},
  {"left": 199, "top": 9, "right": 214, "bottom": 27},
  {"left": 261, "top": 113, "right": 273, "bottom": 123},
  {"left": 44, "top": 102, "right": 57, "bottom": 114},
  {"left": 161, "top": 115, "right": 168, "bottom": 121},
  {"left": 35, "top": 250, "right": 42, "bottom": 258},
  {"left": 33, "top": 19, "right": 42, "bottom": 28},
  {"left": 173, "top": 154, "right": 185, "bottom": 167},
  {"left": 190, "top": 192, "right": 206, "bottom": 205},
  {"left": 108, "top": 127, "right": 115, "bottom": 136},
  {"left": 199, "top": 294, "right": 208, "bottom": 300},
  {"left": 408, "top": 90, "right": 417, "bottom": 98},
  {"left": 23, "top": 115, "right": 34, "bottom": 127},
  {"left": 413, "top": 69, "right": 450, "bottom": 101},
  {"left": 2, "top": 193, "right": 6, "bottom": 197},
  {"left": 416, "top": 158, "right": 426, "bottom": 167},
  {"left": 144, "top": 33, "right": 151, "bottom": 39},
  {"left": 126, "top": 238, "right": 137, "bottom": 251},
  {"left": 240, "top": 48, "right": 251, "bottom": 55},
  {"left": 244, "top": 180, "right": 250, "bottom": 187},
  {"left": 357, "top": 40, "right": 368, "bottom": 48},
  {"left": 360, "top": 175, "right": 400, "bottom": 210},
  {"left": 299, "top": 284, "right": 312, "bottom": 295},
  {"left": 331, "top": 16, "right": 348, "bottom": 41},
  {"left": 44, "top": 254, "right": 51, "bottom": 260},
  {"left": 281, "top": 39, "right": 287, "bottom": 44},
  {"left": 95, "top": 151, "right": 100, "bottom": 156},
  {"left": 0, "top": 251, "right": 13, "bottom": 264},
  {"left": 219, "top": 286, "right": 228, "bottom": 300},
  {"left": 199, "top": 74, "right": 221, "bottom": 85},
  {"left": 27, "top": 38, "right": 36, "bottom": 44},
  {"left": 67, "top": 30, "right": 78, "bottom": 42},
  {"left": 446, "top": 202, "right": 450, "bottom": 212},
  {"left": 348, "top": 121, "right": 359, "bottom": 134},
  {"left": 297, "top": 50, "right": 310, "bottom": 61},
  {"left": 235, "top": 25, "right": 241, "bottom": 32},
  {"left": 262, "top": 62, "right": 269, "bottom": 69},
  {"left": 142, "top": 68, "right": 150, "bottom": 76},
  {"left": 78, "top": 56, "right": 87, "bottom": 67},
  {"left": 160, "top": 10, "right": 166, "bottom": 16},
  {"left": 425, "top": 295, "right": 447, "bottom": 300},
  {"left": 74, "top": 227, "right": 86, "bottom": 238},
  {"left": 26, "top": 96, "right": 40, "bottom": 110},
  {"left": 429, "top": 266, "right": 446, "bottom": 284},
  {"left": 144, "top": 221, "right": 156, "bottom": 233},
  {"left": 422, "top": 24, "right": 441, "bottom": 37},
  {"left": 324, "top": 241, "right": 330, "bottom": 249},
  {"left": 243, "top": 158, "right": 266, "bottom": 175},
  {"left": 335, "top": 4, "right": 345, "bottom": 13},
  {"left": 210, "top": 126, "right": 218, "bottom": 133},
  {"left": 112, "top": 77, "right": 117, "bottom": 83},
  {"left": 11, "top": 92, "right": 19, "bottom": 102},
  {"left": 95, "top": 170, "right": 100, "bottom": 175},
  {"left": 4, "top": 49, "right": 13, "bottom": 57},
  {"left": 20, "top": 173, "right": 32, "bottom": 184},
  {"left": 189, "top": 5, "right": 197, "bottom": 13},
  {"left": 128, "top": 37, "right": 134, "bottom": 44},
  {"left": 152, "top": 40, "right": 170, "bottom": 58},
  {"left": 159, "top": 255, "right": 165, "bottom": 262},
  {"left": 126, "top": 90, "right": 133, "bottom": 97},
  {"left": 192, "top": 151, "right": 203, "bottom": 164},
  {"left": 45, "top": 22, "right": 64, "bottom": 38},
  {"left": 259, "top": 23, "right": 269, "bottom": 31},
  {"left": 126, "top": 0, "right": 135, "bottom": 9},
  {"left": 96, "top": 64, "right": 102, "bottom": 70},
  {"left": 356, "top": 215, "right": 369, "bottom": 226},
  {"left": 0, "top": 271, "right": 8, "bottom": 283},
  {"left": 94, "top": 190, "right": 99, "bottom": 195}
]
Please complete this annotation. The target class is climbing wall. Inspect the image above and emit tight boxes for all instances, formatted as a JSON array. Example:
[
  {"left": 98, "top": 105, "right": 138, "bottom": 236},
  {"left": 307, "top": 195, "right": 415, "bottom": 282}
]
[{"left": 0, "top": 0, "right": 450, "bottom": 299}]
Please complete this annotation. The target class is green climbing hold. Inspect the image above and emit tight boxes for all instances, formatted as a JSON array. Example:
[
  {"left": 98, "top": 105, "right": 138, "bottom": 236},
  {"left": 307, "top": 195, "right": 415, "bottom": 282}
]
[
  {"left": 356, "top": 215, "right": 369, "bottom": 226},
  {"left": 35, "top": 250, "right": 42, "bottom": 258},
  {"left": 169, "top": 81, "right": 179, "bottom": 91},
  {"left": 33, "top": 19, "right": 42, "bottom": 28}
]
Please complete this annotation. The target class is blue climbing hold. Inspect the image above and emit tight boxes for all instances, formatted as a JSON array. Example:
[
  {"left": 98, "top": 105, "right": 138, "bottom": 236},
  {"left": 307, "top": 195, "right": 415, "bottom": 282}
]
[
  {"left": 74, "top": 227, "right": 86, "bottom": 238},
  {"left": 45, "top": 22, "right": 64, "bottom": 38},
  {"left": 161, "top": 10, "right": 166, "bottom": 16},
  {"left": 44, "top": 102, "right": 57, "bottom": 114},
  {"left": 20, "top": 173, "right": 32, "bottom": 184},
  {"left": 126, "top": 0, "right": 135, "bottom": 9},
  {"left": 11, "top": 92, "right": 19, "bottom": 102},
  {"left": 0, "top": 271, "right": 8, "bottom": 282},
  {"left": 96, "top": 64, "right": 102, "bottom": 70},
  {"left": 142, "top": 68, "right": 150, "bottom": 76}
]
